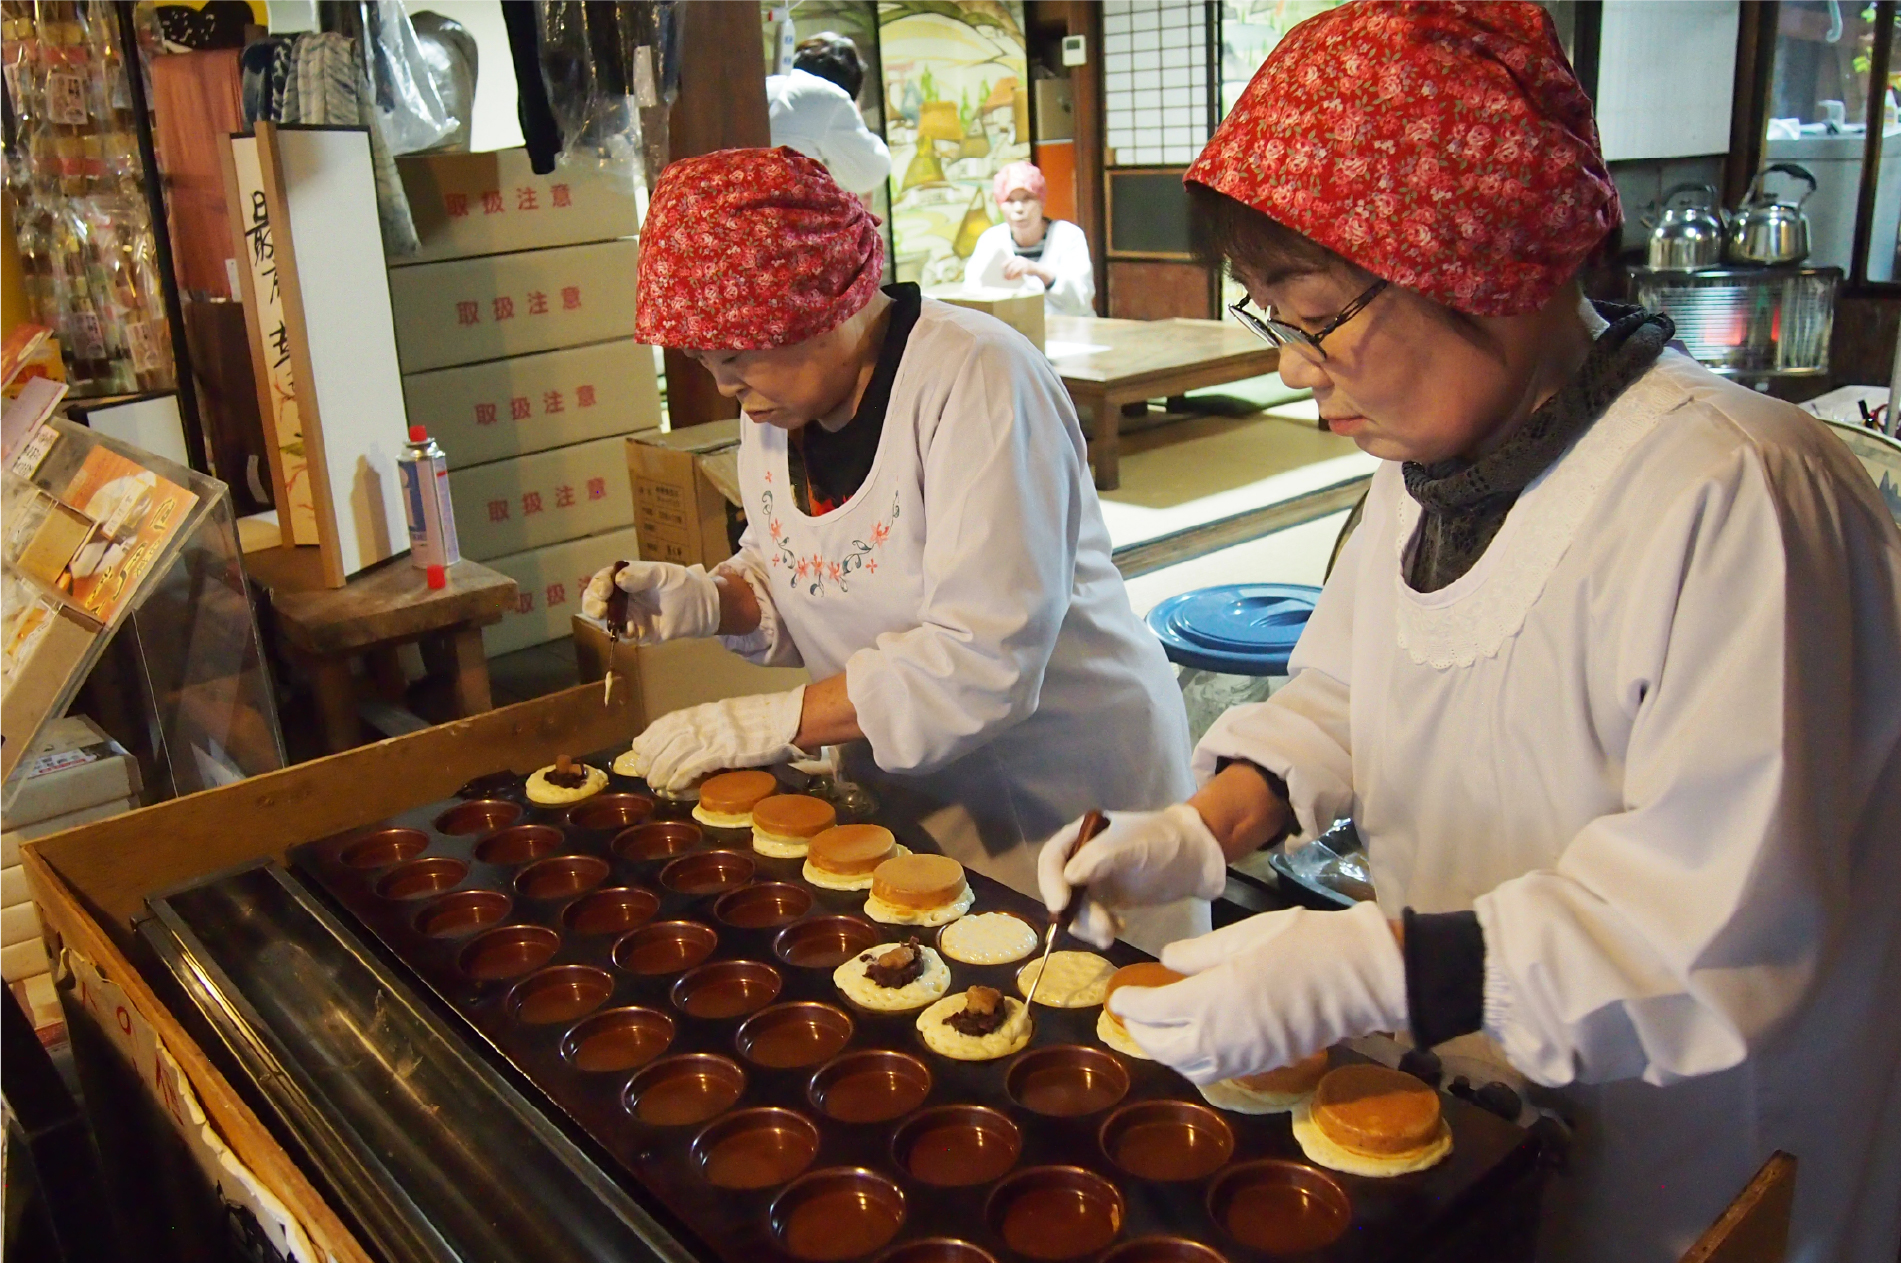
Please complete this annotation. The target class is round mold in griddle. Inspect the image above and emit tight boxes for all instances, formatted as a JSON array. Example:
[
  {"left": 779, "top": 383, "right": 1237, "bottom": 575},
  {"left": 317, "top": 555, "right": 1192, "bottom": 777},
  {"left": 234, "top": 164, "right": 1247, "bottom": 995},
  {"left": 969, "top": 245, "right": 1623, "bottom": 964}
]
[
  {"left": 473, "top": 824, "right": 563, "bottom": 865},
  {"left": 436, "top": 799, "right": 523, "bottom": 835},
  {"left": 672, "top": 960, "right": 782, "bottom": 1019},
  {"left": 775, "top": 916, "right": 886, "bottom": 969},
  {"left": 458, "top": 925, "right": 561, "bottom": 981},
  {"left": 690, "top": 1107, "right": 821, "bottom": 1189},
  {"left": 892, "top": 1106, "right": 1021, "bottom": 1187},
  {"left": 613, "top": 821, "right": 702, "bottom": 862},
  {"left": 614, "top": 922, "right": 719, "bottom": 976},
  {"left": 661, "top": 850, "right": 755, "bottom": 895},
  {"left": 563, "top": 886, "right": 661, "bottom": 936},
  {"left": 876, "top": 1241, "right": 997, "bottom": 1263},
  {"left": 340, "top": 828, "right": 428, "bottom": 869},
  {"left": 715, "top": 882, "right": 814, "bottom": 929},
  {"left": 737, "top": 1002, "right": 854, "bottom": 1069},
  {"left": 562, "top": 1006, "right": 676, "bottom": 1073},
  {"left": 1205, "top": 1161, "right": 1350, "bottom": 1255},
  {"left": 624, "top": 1054, "right": 748, "bottom": 1126},
  {"left": 515, "top": 854, "right": 611, "bottom": 901},
  {"left": 414, "top": 890, "right": 511, "bottom": 938},
  {"left": 1099, "top": 1240, "right": 1229, "bottom": 1263},
  {"left": 808, "top": 1050, "right": 931, "bottom": 1124},
  {"left": 376, "top": 857, "right": 469, "bottom": 901},
  {"left": 568, "top": 793, "right": 655, "bottom": 831},
  {"left": 508, "top": 964, "right": 614, "bottom": 1026},
  {"left": 1004, "top": 1046, "right": 1130, "bottom": 1118},
  {"left": 1098, "top": 1101, "right": 1234, "bottom": 1182},
  {"left": 770, "top": 1168, "right": 905, "bottom": 1262},
  {"left": 984, "top": 1167, "right": 1124, "bottom": 1261}
]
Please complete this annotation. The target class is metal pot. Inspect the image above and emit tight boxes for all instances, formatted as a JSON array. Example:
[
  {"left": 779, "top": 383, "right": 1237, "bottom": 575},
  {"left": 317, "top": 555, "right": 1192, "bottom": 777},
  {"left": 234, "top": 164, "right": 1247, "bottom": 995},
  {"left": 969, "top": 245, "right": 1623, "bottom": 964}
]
[
  {"left": 1727, "top": 163, "right": 1817, "bottom": 266},
  {"left": 1645, "top": 183, "right": 1726, "bottom": 270}
]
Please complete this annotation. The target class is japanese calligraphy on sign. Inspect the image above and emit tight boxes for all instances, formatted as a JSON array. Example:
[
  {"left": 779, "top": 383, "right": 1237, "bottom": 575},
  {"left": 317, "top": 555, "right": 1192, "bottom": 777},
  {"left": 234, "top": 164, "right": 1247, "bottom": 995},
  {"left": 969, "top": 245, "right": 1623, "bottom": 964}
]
[{"left": 228, "top": 135, "right": 317, "bottom": 545}]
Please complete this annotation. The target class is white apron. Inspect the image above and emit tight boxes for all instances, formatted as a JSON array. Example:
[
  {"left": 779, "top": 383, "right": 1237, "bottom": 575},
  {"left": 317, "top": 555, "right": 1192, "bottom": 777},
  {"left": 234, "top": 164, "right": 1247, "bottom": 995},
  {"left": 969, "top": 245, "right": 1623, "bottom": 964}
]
[
  {"left": 723, "top": 299, "right": 1203, "bottom": 952},
  {"left": 1197, "top": 352, "right": 1901, "bottom": 1263}
]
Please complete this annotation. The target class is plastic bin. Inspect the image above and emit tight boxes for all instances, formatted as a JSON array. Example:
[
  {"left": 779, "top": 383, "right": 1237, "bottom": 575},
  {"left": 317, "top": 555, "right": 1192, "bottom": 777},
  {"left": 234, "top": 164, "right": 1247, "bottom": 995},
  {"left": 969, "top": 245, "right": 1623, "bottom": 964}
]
[{"left": 1145, "top": 583, "right": 1320, "bottom": 747}]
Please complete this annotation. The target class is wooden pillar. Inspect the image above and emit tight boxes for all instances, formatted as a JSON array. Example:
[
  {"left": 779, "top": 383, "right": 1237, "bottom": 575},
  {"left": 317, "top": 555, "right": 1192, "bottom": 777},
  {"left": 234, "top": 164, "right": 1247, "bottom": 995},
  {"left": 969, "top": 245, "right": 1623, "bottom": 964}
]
[
  {"left": 662, "top": 2, "right": 773, "bottom": 428},
  {"left": 1067, "top": 2, "right": 1108, "bottom": 315}
]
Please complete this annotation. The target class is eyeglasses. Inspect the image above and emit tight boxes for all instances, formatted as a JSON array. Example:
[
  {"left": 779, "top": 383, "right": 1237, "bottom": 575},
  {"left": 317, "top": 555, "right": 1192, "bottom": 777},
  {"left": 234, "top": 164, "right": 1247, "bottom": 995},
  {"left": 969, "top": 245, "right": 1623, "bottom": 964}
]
[{"left": 1229, "top": 278, "right": 1389, "bottom": 361}]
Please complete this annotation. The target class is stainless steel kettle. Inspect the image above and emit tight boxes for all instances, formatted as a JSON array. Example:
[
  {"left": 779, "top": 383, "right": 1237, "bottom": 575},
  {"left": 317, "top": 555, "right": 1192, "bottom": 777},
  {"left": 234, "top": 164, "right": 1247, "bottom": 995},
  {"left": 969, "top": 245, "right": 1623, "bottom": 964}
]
[
  {"left": 1646, "top": 183, "right": 1726, "bottom": 270},
  {"left": 1727, "top": 163, "right": 1817, "bottom": 266}
]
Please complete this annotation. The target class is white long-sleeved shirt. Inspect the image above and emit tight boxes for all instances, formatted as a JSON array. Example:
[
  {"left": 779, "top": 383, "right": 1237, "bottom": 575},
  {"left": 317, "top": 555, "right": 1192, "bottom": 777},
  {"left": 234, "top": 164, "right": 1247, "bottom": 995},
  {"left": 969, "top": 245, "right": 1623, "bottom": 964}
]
[
  {"left": 1196, "top": 351, "right": 1901, "bottom": 1263},
  {"left": 965, "top": 219, "right": 1095, "bottom": 318},
  {"left": 717, "top": 299, "right": 1194, "bottom": 920},
  {"left": 766, "top": 69, "right": 891, "bottom": 197}
]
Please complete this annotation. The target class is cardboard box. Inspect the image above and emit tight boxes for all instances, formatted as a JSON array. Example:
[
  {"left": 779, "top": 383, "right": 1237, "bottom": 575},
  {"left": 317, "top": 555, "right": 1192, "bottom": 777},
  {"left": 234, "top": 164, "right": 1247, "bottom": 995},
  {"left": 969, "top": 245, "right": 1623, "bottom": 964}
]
[
  {"left": 4, "top": 795, "right": 140, "bottom": 867},
  {"left": 3, "top": 935, "right": 47, "bottom": 983},
  {"left": 1034, "top": 79, "right": 1075, "bottom": 141},
  {"left": 387, "top": 239, "right": 640, "bottom": 373},
  {"left": 402, "top": 339, "right": 661, "bottom": 469},
  {"left": 449, "top": 435, "right": 636, "bottom": 563},
  {"left": 5, "top": 715, "right": 141, "bottom": 829},
  {"left": 924, "top": 285, "right": 1046, "bottom": 351},
  {"left": 395, "top": 147, "right": 641, "bottom": 265},
  {"left": 481, "top": 525, "right": 641, "bottom": 655},
  {"left": 2, "top": 863, "right": 25, "bottom": 907},
  {"left": 2, "top": 900, "right": 37, "bottom": 948},
  {"left": 571, "top": 616, "right": 809, "bottom": 731},
  {"left": 0, "top": 601, "right": 100, "bottom": 782},
  {"left": 626, "top": 423, "right": 744, "bottom": 570}
]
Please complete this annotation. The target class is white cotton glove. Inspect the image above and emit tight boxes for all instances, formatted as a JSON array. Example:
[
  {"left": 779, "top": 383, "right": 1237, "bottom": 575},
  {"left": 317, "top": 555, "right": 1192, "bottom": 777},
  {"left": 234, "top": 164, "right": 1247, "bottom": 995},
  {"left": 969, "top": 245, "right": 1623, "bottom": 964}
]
[
  {"left": 581, "top": 560, "right": 722, "bottom": 644},
  {"left": 1108, "top": 901, "right": 1407, "bottom": 1085},
  {"left": 1035, "top": 804, "right": 1227, "bottom": 948},
  {"left": 623, "top": 688, "right": 807, "bottom": 792}
]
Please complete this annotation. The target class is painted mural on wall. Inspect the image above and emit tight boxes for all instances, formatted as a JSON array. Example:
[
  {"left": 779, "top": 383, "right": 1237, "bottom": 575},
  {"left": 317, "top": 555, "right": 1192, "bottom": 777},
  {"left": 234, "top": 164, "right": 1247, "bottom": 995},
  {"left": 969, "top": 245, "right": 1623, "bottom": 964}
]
[{"left": 877, "top": 1, "right": 1030, "bottom": 285}]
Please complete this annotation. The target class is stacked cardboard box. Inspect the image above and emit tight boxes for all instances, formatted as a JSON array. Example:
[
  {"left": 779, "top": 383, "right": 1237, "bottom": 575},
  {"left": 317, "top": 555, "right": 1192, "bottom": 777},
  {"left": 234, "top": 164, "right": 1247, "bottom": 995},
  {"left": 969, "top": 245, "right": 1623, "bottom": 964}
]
[
  {"left": 3, "top": 716, "right": 140, "bottom": 987},
  {"left": 391, "top": 149, "right": 659, "bottom": 652}
]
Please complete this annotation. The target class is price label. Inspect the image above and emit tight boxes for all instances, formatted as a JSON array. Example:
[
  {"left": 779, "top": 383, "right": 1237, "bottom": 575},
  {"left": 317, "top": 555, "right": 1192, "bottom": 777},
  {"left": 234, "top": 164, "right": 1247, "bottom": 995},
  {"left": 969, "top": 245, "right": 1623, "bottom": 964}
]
[
  {"left": 46, "top": 70, "right": 87, "bottom": 126},
  {"left": 127, "top": 321, "right": 164, "bottom": 375}
]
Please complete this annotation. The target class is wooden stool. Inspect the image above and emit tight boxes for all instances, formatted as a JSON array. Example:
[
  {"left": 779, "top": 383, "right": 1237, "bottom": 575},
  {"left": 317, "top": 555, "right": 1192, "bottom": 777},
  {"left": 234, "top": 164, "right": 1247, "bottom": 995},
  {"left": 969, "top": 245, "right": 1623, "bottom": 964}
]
[{"left": 247, "top": 552, "right": 518, "bottom": 753}]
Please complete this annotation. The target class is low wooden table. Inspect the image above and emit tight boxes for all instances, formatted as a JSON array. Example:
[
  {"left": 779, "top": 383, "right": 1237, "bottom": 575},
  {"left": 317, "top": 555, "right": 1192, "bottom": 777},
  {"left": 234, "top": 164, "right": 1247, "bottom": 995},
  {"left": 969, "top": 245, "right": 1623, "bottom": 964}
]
[
  {"left": 245, "top": 551, "right": 518, "bottom": 753},
  {"left": 1047, "top": 315, "right": 1281, "bottom": 490}
]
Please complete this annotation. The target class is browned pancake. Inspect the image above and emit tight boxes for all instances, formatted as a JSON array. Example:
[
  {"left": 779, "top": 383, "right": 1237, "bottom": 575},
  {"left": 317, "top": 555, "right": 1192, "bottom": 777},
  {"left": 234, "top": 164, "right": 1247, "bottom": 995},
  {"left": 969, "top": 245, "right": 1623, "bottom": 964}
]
[
  {"left": 1311, "top": 1065, "right": 1442, "bottom": 1157},
  {"left": 808, "top": 824, "right": 898, "bottom": 876},
  {"left": 752, "top": 794, "right": 837, "bottom": 839},
  {"left": 698, "top": 770, "right": 779, "bottom": 816},
  {"left": 870, "top": 854, "right": 967, "bottom": 911},
  {"left": 1100, "top": 962, "right": 1186, "bottom": 1034},
  {"left": 1235, "top": 1050, "right": 1330, "bottom": 1096}
]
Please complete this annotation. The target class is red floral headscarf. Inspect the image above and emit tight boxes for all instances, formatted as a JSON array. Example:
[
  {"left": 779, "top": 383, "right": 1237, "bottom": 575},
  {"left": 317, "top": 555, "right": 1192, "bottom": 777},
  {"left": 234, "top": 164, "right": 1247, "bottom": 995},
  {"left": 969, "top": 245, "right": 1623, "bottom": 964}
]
[
  {"left": 635, "top": 147, "right": 885, "bottom": 350},
  {"left": 993, "top": 161, "right": 1047, "bottom": 205},
  {"left": 1187, "top": 1, "right": 1618, "bottom": 317}
]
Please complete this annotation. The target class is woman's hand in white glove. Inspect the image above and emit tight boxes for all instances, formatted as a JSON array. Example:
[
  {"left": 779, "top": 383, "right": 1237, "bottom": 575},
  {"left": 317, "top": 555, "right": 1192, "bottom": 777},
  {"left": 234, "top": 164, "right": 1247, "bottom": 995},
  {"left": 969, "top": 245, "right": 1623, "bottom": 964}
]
[
  {"left": 1035, "top": 804, "right": 1228, "bottom": 948},
  {"left": 623, "top": 688, "right": 807, "bottom": 792},
  {"left": 581, "top": 560, "right": 722, "bottom": 644},
  {"left": 1107, "top": 901, "right": 1407, "bottom": 1084}
]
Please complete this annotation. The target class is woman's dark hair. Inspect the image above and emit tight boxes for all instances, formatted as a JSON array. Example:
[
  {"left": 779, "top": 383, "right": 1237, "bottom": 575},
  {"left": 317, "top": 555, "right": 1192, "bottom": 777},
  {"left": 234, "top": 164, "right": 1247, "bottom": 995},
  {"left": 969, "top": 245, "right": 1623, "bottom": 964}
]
[
  {"left": 794, "top": 33, "right": 865, "bottom": 101},
  {"left": 1186, "top": 180, "right": 1349, "bottom": 286}
]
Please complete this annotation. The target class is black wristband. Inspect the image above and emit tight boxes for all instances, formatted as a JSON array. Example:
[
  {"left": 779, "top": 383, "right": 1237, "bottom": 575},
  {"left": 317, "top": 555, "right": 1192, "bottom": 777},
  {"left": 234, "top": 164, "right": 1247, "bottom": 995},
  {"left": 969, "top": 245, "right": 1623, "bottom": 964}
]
[
  {"left": 1213, "top": 757, "right": 1293, "bottom": 847},
  {"left": 1403, "top": 908, "right": 1487, "bottom": 1050}
]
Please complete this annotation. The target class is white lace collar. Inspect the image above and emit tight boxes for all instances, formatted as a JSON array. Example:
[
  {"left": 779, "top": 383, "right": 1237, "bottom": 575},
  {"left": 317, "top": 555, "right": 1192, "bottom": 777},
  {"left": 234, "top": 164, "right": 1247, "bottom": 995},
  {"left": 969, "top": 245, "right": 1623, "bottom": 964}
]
[{"left": 1392, "top": 360, "right": 1686, "bottom": 670}]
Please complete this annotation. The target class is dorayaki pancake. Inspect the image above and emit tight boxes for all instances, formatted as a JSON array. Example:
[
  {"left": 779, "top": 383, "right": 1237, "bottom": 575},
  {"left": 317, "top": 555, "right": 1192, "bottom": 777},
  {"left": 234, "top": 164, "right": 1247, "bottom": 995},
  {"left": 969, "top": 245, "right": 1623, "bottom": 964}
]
[
  {"left": 834, "top": 942, "right": 952, "bottom": 1011},
  {"left": 525, "top": 761, "right": 607, "bottom": 805},
  {"left": 916, "top": 991, "right": 1032, "bottom": 1060},
  {"left": 692, "top": 770, "right": 779, "bottom": 828},
  {"left": 938, "top": 912, "right": 1039, "bottom": 965},
  {"left": 803, "top": 825, "right": 908, "bottom": 890},
  {"left": 865, "top": 854, "right": 973, "bottom": 925},
  {"left": 750, "top": 794, "right": 837, "bottom": 858},
  {"left": 1291, "top": 1065, "right": 1452, "bottom": 1176},
  {"left": 1016, "top": 951, "right": 1116, "bottom": 1008},
  {"left": 1093, "top": 962, "right": 1185, "bottom": 1056},
  {"left": 1199, "top": 1050, "right": 1331, "bottom": 1115}
]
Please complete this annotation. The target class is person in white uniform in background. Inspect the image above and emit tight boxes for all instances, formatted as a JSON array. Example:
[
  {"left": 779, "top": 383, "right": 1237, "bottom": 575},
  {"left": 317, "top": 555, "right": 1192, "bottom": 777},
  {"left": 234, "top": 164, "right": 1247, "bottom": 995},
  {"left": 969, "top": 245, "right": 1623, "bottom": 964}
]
[
  {"left": 1038, "top": 6, "right": 1901, "bottom": 1262},
  {"left": 765, "top": 33, "right": 890, "bottom": 199},
  {"left": 965, "top": 162, "right": 1095, "bottom": 317},
  {"left": 585, "top": 147, "right": 1201, "bottom": 950}
]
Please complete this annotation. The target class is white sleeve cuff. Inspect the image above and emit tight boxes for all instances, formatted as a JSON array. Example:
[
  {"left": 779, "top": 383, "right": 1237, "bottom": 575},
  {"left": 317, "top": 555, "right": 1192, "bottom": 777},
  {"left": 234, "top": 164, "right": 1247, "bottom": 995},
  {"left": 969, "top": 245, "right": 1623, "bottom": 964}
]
[
  {"left": 1475, "top": 891, "right": 1574, "bottom": 1090},
  {"left": 715, "top": 555, "right": 804, "bottom": 669}
]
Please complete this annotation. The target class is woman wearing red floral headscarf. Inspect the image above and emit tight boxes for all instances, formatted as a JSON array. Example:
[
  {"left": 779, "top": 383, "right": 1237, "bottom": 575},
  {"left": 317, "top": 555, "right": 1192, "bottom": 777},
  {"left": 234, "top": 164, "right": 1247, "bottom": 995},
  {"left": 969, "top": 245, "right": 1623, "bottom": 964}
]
[
  {"left": 1037, "top": 5, "right": 1901, "bottom": 1260},
  {"left": 585, "top": 147, "right": 1203, "bottom": 951}
]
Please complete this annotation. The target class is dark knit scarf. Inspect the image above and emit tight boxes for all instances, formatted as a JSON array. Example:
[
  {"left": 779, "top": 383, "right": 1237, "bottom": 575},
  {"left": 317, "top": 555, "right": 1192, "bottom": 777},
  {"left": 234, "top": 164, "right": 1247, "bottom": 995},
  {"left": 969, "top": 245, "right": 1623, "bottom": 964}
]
[{"left": 1402, "top": 304, "right": 1673, "bottom": 593}]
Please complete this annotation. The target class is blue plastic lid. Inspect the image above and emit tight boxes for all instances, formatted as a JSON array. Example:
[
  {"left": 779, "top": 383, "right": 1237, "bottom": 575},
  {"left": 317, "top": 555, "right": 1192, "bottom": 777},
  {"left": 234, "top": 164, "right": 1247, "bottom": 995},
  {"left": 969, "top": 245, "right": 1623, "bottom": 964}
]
[{"left": 1145, "top": 583, "right": 1321, "bottom": 675}]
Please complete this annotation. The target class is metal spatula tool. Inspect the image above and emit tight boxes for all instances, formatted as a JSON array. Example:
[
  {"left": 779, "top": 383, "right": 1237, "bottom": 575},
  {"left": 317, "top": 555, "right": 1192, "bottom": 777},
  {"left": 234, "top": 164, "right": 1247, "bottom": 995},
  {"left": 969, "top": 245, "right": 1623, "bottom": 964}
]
[{"left": 1024, "top": 810, "right": 1109, "bottom": 1010}]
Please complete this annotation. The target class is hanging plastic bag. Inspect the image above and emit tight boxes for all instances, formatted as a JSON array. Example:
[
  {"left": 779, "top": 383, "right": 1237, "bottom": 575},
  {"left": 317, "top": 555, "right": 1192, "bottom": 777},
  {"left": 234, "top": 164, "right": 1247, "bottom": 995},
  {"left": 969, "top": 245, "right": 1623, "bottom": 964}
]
[
  {"left": 357, "top": 0, "right": 453, "bottom": 156},
  {"left": 536, "top": 1, "right": 676, "bottom": 194}
]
